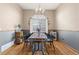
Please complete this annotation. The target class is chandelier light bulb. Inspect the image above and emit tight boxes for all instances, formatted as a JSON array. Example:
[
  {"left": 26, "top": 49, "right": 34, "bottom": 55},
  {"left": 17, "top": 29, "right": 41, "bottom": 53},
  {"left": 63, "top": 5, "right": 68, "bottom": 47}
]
[
  {"left": 35, "top": 4, "right": 45, "bottom": 14},
  {"left": 39, "top": 8, "right": 42, "bottom": 11},
  {"left": 35, "top": 8, "right": 38, "bottom": 13},
  {"left": 42, "top": 9, "right": 45, "bottom": 14}
]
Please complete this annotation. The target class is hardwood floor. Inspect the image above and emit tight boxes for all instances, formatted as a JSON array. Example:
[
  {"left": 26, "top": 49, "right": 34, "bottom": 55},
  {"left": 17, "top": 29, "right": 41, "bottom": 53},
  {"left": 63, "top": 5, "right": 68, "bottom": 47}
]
[{"left": 1, "top": 41, "right": 79, "bottom": 55}]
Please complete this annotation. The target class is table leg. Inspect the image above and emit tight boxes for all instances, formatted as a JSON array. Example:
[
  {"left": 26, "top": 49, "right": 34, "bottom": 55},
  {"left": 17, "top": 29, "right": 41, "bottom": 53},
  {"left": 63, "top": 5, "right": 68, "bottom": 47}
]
[
  {"left": 32, "top": 42, "right": 36, "bottom": 55},
  {"left": 38, "top": 42, "right": 39, "bottom": 50},
  {"left": 42, "top": 42, "right": 45, "bottom": 55}
]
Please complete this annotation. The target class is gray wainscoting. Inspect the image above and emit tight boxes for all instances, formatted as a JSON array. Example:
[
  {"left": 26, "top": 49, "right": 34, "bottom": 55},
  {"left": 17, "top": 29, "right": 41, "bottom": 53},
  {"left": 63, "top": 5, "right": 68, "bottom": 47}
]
[
  {"left": 58, "top": 31, "right": 79, "bottom": 51},
  {"left": 0, "top": 31, "right": 15, "bottom": 46}
]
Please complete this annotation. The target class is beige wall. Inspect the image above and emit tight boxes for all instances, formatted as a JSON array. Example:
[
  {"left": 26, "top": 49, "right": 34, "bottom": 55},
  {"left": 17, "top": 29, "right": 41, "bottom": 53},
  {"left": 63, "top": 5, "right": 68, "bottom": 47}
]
[
  {"left": 45, "top": 10, "right": 56, "bottom": 30},
  {"left": 22, "top": 10, "right": 34, "bottom": 30},
  {"left": 23, "top": 10, "right": 56, "bottom": 30},
  {"left": 56, "top": 3, "right": 79, "bottom": 31},
  {"left": 0, "top": 4, "right": 23, "bottom": 31}
]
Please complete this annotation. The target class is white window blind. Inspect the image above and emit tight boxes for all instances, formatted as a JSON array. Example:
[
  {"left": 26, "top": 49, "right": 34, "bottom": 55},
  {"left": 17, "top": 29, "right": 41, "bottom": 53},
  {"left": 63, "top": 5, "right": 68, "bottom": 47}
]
[{"left": 30, "top": 15, "right": 48, "bottom": 33}]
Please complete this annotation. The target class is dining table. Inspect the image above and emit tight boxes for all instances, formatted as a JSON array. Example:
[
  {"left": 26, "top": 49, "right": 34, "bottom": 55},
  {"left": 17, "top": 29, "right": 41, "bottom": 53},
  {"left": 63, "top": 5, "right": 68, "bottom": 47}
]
[{"left": 27, "top": 32, "right": 47, "bottom": 55}]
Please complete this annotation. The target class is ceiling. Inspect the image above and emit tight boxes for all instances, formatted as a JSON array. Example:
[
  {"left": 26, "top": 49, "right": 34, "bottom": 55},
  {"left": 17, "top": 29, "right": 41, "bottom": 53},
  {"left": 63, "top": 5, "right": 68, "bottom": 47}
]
[{"left": 18, "top": 3, "right": 60, "bottom": 10}]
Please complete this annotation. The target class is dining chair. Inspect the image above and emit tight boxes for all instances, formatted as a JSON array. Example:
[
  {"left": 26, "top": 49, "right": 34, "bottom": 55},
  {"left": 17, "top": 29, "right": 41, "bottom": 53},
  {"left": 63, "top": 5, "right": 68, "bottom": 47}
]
[
  {"left": 45, "top": 33, "right": 55, "bottom": 54},
  {"left": 45, "top": 33, "right": 55, "bottom": 45},
  {"left": 22, "top": 32, "right": 32, "bottom": 50}
]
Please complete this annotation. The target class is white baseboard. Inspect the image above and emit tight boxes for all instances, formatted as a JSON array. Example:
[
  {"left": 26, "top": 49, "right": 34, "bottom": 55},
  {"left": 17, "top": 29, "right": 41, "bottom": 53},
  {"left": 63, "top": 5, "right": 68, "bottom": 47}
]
[{"left": 1, "top": 41, "right": 14, "bottom": 52}]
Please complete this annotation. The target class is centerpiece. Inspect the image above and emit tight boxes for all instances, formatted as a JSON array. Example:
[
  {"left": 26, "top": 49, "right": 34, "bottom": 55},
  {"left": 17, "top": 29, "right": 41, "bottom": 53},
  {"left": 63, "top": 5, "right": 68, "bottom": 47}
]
[{"left": 37, "top": 27, "right": 41, "bottom": 36}]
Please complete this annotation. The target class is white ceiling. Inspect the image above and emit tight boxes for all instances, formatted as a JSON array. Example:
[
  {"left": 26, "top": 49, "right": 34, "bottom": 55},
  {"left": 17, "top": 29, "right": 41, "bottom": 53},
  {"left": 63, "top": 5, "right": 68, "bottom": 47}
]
[{"left": 18, "top": 3, "right": 60, "bottom": 10}]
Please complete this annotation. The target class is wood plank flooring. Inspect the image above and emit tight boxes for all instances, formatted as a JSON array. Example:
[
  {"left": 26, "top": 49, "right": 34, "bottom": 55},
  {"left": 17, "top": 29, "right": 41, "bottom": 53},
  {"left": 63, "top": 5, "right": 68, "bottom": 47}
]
[{"left": 0, "top": 41, "right": 79, "bottom": 55}]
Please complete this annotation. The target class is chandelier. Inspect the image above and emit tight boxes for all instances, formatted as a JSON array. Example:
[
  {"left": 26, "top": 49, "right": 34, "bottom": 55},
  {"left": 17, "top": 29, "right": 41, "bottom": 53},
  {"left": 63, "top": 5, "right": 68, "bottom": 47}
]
[{"left": 35, "top": 4, "right": 45, "bottom": 14}]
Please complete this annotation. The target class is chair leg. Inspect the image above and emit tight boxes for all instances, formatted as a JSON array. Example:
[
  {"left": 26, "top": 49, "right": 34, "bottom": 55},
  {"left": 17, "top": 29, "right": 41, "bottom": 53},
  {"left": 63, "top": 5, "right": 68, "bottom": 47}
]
[
  {"left": 50, "top": 42, "right": 52, "bottom": 45},
  {"left": 52, "top": 42, "right": 55, "bottom": 54},
  {"left": 22, "top": 42, "right": 28, "bottom": 50},
  {"left": 22, "top": 42, "right": 26, "bottom": 50},
  {"left": 42, "top": 49, "right": 44, "bottom": 55},
  {"left": 44, "top": 42, "right": 49, "bottom": 55}
]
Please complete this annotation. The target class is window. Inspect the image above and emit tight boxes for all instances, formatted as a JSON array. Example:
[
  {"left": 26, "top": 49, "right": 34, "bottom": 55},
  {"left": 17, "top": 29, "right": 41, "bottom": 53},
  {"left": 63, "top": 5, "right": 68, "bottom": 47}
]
[{"left": 30, "top": 15, "right": 48, "bottom": 33}]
